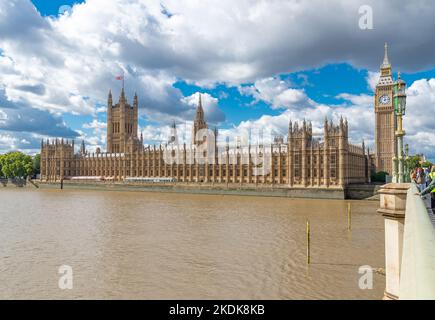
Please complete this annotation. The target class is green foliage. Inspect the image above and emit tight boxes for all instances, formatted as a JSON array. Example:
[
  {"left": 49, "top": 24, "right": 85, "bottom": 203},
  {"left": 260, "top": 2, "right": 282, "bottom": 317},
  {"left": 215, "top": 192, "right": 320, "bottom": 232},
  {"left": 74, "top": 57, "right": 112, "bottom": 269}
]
[
  {"left": 0, "top": 152, "right": 33, "bottom": 178},
  {"left": 421, "top": 161, "right": 432, "bottom": 168},
  {"left": 406, "top": 156, "right": 421, "bottom": 172},
  {"left": 371, "top": 171, "right": 388, "bottom": 183},
  {"left": 33, "top": 154, "right": 41, "bottom": 175}
]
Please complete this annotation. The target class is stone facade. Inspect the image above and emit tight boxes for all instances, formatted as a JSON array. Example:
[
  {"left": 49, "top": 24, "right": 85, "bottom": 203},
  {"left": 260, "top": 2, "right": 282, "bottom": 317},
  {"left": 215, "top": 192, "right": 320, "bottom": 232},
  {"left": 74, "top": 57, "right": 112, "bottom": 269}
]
[
  {"left": 106, "top": 88, "right": 140, "bottom": 154},
  {"left": 41, "top": 91, "right": 370, "bottom": 188}
]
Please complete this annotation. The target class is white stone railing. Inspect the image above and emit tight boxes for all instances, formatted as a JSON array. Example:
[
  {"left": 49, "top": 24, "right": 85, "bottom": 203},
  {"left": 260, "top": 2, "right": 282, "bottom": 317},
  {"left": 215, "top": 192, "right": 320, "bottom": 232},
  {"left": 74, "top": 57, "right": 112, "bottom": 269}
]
[
  {"left": 399, "top": 184, "right": 435, "bottom": 299},
  {"left": 378, "top": 183, "right": 435, "bottom": 300}
]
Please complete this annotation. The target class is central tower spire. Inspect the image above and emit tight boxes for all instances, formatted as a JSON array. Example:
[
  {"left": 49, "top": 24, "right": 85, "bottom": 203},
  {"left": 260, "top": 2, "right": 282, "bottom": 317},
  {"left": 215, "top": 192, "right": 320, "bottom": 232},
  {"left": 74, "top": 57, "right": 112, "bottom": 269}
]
[
  {"left": 192, "top": 93, "right": 208, "bottom": 145},
  {"left": 196, "top": 94, "right": 204, "bottom": 120}
]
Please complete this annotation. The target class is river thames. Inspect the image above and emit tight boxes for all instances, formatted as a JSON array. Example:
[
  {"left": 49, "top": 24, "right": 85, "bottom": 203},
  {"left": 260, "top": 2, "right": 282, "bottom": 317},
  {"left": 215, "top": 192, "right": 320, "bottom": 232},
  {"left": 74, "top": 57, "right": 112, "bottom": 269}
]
[{"left": 0, "top": 188, "right": 384, "bottom": 299}]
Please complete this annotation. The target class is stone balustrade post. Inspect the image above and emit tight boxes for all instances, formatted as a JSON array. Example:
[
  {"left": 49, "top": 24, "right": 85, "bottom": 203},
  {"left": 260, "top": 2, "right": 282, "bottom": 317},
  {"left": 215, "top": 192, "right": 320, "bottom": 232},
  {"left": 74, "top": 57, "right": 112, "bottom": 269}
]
[{"left": 377, "top": 183, "right": 410, "bottom": 300}]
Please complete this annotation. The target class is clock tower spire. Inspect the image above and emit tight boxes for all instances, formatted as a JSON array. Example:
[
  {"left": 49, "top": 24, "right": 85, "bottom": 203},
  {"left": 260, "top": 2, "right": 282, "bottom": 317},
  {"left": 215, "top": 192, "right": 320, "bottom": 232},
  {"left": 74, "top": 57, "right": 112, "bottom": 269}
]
[
  {"left": 374, "top": 43, "right": 397, "bottom": 175},
  {"left": 378, "top": 43, "right": 393, "bottom": 85}
]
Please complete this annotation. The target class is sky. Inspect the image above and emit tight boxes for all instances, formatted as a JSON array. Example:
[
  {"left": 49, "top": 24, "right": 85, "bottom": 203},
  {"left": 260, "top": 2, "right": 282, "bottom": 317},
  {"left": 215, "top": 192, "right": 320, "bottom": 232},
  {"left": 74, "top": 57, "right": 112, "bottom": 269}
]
[{"left": 0, "top": 0, "right": 434, "bottom": 161}]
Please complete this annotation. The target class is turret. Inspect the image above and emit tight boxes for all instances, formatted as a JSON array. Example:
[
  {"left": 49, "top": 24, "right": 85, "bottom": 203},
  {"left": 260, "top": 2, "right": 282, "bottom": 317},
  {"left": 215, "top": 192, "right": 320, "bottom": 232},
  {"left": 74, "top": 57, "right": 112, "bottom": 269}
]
[
  {"left": 344, "top": 118, "right": 349, "bottom": 137},
  {"left": 192, "top": 93, "right": 208, "bottom": 145},
  {"left": 133, "top": 92, "right": 138, "bottom": 106},
  {"left": 108, "top": 89, "right": 113, "bottom": 107},
  {"left": 133, "top": 92, "right": 138, "bottom": 137},
  {"left": 169, "top": 120, "right": 178, "bottom": 144},
  {"left": 80, "top": 140, "right": 86, "bottom": 155},
  {"left": 214, "top": 126, "right": 219, "bottom": 156},
  {"left": 119, "top": 87, "right": 126, "bottom": 105}
]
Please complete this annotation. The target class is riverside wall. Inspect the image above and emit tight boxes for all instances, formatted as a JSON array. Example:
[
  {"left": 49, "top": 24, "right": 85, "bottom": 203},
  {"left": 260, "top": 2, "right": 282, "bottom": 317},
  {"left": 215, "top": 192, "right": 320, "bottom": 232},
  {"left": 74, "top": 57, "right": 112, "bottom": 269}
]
[{"left": 35, "top": 180, "right": 353, "bottom": 200}]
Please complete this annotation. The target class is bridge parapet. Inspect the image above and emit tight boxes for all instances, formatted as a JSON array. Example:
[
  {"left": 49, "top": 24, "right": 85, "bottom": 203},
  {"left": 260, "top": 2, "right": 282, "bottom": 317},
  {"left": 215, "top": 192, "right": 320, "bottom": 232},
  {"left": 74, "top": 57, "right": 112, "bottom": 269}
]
[
  {"left": 399, "top": 184, "right": 435, "bottom": 299},
  {"left": 378, "top": 183, "right": 435, "bottom": 300}
]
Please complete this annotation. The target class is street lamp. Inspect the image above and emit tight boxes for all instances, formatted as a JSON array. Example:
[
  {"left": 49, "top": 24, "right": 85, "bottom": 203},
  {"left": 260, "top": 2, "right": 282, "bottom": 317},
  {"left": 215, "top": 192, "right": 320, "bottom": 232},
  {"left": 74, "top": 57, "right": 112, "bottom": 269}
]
[
  {"left": 393, "top": 72, "right": 407, "bottom": 183},
  {"left": 404, "top": 144, "right": 410, "bottom": 182}
]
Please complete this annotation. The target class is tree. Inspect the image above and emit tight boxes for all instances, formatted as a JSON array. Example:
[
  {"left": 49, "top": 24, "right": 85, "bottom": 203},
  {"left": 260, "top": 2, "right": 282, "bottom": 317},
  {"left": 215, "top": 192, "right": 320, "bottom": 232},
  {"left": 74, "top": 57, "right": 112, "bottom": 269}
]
[
  {"left": 33, "top": 154, "right": 41, "bottom": 176},
  {"left": 421, "top": 161, "right": 432, "bottom": 168},
  {"left": 0, "top": 154, "right": 3, "bottom": 178},
  {"left": 406, "top": 156, "right": 421, "bottom": 172},
  {"left": 371, "top": 171, "right": 388, "bottom": 183},
  {"left": 0, "top": 152, "right": 33, "bottom": 178}
]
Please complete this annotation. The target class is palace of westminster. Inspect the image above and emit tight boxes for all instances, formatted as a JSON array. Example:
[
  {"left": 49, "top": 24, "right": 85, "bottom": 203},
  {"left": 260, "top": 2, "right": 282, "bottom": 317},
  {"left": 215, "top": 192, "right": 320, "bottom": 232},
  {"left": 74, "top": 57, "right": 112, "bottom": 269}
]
[{"left": 41, "top": 45, "right": 399, "bottom": 189}]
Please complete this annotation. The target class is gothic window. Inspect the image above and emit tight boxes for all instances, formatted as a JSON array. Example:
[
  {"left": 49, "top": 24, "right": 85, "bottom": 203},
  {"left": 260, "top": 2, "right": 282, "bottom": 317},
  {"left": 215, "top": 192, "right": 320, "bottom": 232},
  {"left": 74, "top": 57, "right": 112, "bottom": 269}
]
[
  {"left": 294, "top": 153, "right": 301, "bottom": 178},
  {"left": 330, "top": 154, "right": 337, "bottom": 178}
]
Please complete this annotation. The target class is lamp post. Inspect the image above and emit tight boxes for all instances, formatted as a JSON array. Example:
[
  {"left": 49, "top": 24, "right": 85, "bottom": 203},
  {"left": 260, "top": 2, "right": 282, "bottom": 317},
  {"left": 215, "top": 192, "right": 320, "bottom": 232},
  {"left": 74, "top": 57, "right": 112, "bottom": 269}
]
[
  {"left": 404, "top": 144, "right": 410, "bottom": 182},
  {"left": 393, "top": 72, "right": 407, "bottom": 183}
]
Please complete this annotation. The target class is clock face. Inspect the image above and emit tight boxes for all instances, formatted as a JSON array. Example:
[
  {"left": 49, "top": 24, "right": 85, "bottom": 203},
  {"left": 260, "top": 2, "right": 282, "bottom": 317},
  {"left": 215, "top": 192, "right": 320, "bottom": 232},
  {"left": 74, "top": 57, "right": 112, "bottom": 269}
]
[{"left": 379, "top": 95, "right": 390, "bottom": 105}]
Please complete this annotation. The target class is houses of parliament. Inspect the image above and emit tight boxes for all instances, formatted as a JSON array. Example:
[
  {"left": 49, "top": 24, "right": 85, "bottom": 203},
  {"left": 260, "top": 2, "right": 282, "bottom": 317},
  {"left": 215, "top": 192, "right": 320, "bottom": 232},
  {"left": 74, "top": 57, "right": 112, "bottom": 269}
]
[{"left": 41, "top": 45, "right": 400, "bottom": 189}]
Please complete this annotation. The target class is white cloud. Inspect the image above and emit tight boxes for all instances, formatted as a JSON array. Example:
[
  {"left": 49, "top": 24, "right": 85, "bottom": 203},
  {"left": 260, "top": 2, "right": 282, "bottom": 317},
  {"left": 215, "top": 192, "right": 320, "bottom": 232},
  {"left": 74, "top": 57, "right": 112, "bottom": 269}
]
[
  {"left": 232, "top": 74, "right": 378, "bottom": 148},
  {"left": 0, "top": 132, "right": 42, "bottom": 154},
  {"left": 366, "top": 71, "right": 380, "bottom": 92},
  {"left": 0, "top": 109, "right": 7, "bottom": 123},
  {"left": 239, "top": 77, "right": 315, "bottom": 110},
  {"left": 336, "top": 93, "right": 372, "bottom": 107},
  {"left": 232, "top": 75, "right": 435, "bottom": 160},
  {"left": 181, "top": 92, "right": 225, "bottom": 124},
  {"left": 405, "top": 78, "right": 435, "bottom": 158},
  {"left": 1, "top": 0, "right": 434, "bottom": 118},
  {"left": 0, "top": 0, "right": 435, "bottom": 160},
  {"left": 83, "top": 119, "right": 107, "bottom": 130}
]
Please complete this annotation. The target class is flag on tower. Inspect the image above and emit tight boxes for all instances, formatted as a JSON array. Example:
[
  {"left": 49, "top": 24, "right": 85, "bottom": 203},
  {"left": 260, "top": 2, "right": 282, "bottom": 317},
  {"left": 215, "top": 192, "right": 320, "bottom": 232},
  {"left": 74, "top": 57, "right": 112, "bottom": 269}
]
[{"left": 115, "top": 72, "right": 125, "bottom": 89}]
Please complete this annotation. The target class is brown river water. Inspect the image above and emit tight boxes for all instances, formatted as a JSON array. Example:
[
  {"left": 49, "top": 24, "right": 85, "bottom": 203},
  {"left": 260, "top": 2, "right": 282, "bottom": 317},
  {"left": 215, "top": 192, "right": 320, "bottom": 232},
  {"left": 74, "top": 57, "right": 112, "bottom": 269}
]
[{"left": 0, "top": 188, "right": 385, "bottom": 299}]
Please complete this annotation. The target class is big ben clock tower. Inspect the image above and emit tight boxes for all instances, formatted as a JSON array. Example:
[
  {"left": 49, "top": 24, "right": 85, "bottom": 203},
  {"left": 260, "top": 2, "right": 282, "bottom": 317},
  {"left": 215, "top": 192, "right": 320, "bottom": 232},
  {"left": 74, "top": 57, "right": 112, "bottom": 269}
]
[{"left": 374, "top": 43, "right": 397, "bottom": 174}]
